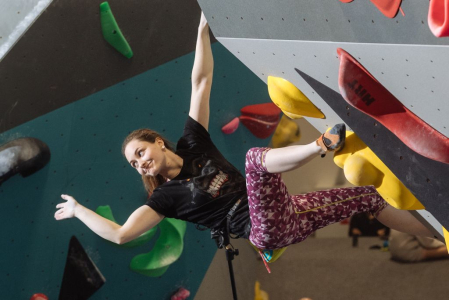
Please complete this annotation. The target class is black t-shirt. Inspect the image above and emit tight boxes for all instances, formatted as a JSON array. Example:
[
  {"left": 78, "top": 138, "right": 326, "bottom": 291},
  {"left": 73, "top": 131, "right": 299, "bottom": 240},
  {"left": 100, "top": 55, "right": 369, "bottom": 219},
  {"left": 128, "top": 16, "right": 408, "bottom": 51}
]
[{"left": 145, "top": 116, "right": 251, "bottom": 238}]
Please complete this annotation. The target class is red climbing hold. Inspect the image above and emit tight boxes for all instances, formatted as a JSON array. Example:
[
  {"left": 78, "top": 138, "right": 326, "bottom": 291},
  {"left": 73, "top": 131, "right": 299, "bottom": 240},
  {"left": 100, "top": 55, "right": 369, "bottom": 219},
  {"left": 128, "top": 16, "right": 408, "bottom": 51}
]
[
  {"left": 337, "top": 48, "right": 449, "bottom": 164},
  {"left": 370, "top": 0, "right": 402, "bottom": 18},
  {"left": 222, "top": 117, "right": 240, "bottom": 134},
  {"left": 171, "top": 287, "right": 190, "bottom": 300},
  {"left": 30, "top": 294, "right": 48, "bottom": 300},
  {"left": 240, "top": 103, "right": 281, "bottom": 139},
  {"left": 428, "top": 0, "right": 449, "bottom": 37}
]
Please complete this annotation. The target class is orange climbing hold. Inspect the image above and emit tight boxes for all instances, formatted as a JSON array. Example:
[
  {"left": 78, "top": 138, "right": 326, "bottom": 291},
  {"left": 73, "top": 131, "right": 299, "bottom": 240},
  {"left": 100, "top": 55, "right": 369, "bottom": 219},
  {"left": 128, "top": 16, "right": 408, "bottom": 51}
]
[
  {"left": 337, "top": 48, "right": 449, "bottom": 164},
  {"left": 340, "top": 0, "right": 402, "bottom": 18},
  {"left": 428, "top": 0, "right": 449, "bottom": 37},
  {"left": 370, "top": 0, "right": 402, "bottom": 18}
]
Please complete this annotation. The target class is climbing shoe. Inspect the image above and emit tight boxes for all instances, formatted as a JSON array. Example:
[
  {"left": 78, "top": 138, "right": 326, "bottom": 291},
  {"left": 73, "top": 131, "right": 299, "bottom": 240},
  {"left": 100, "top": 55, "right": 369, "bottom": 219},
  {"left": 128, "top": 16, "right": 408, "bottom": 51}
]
[{"left": 316, "top": 123, "right": 346, "bottom": 156}]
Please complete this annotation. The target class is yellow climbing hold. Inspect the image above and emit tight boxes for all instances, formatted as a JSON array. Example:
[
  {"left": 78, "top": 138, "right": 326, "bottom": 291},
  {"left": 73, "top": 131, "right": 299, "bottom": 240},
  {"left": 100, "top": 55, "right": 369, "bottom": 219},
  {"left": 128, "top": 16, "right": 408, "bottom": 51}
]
[
  {"left": 267, "top": 76, "right": 325, "bottom": 119},
  {"left": 271, "top": 115, "right": 301, "bottom": 148},
  {"left": 283, "top": 110, "right": 304, "bottom": 119},
  {"left": 443, "top": 227, "right": 449, "bottom": 254},
  {"left": 254, "top": 281, "right": 269, "bottom": 300},
  {"left": 249, "top": 241, "right": 288, "bottom": 263},
  {"left": 334, "top": 131, "right": 425, "bottom": 210}
]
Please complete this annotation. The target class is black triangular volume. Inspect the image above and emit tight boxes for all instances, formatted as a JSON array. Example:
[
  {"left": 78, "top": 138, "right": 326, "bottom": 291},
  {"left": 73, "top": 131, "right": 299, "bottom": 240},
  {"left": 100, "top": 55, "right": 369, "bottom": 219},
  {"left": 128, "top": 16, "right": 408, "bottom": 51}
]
[{"left": 58, "top": 236, "right": 106, "bottom": 300}]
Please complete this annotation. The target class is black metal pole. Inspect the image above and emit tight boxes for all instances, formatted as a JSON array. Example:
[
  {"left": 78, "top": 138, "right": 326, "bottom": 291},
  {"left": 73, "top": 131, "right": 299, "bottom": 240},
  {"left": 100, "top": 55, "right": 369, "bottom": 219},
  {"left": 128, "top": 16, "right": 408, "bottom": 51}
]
[{"left": 225, "top": 248, "right": 238, "bottom": 300}]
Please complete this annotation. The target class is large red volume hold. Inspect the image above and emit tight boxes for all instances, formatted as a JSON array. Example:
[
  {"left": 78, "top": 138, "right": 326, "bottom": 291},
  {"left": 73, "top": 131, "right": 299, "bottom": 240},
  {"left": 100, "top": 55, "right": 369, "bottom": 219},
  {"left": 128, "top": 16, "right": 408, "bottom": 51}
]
[
  {"left": 240, "top": 103, "right": 281, "bottom": 139},
  {"left": 337, "top": 48, "right": 449, "bottom": 164},
  {"left": 428, "top": 0, "right": 449, "bottom": 37}
]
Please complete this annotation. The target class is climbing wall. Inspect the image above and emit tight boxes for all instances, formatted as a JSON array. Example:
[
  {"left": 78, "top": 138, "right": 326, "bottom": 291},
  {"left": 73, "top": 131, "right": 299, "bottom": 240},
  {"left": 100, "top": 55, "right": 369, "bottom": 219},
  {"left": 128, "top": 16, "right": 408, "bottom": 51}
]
[
  {"left": 0, "top": 0, "right": 273, "bottom": 298},
  {"left": 0, "top": 0, "right": 213, "bottom": 134},
  {"left": 197, "top": 0, "right": 449, "bottom": 235}
]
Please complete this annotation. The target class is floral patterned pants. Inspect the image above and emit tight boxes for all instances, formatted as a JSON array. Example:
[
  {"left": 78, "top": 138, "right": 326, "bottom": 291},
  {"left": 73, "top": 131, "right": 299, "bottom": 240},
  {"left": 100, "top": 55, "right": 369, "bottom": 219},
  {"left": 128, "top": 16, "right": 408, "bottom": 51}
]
[{"left": 245, "top": 147, "right": 388, "bottom": 250}]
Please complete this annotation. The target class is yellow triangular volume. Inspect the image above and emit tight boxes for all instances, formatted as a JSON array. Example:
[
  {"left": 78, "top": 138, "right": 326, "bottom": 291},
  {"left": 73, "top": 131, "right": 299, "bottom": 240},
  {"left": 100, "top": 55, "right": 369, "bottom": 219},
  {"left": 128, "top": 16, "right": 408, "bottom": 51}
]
[
  {"left": 334, "top": 131, "right": 425, "bottom": 210},
  {"left": 267, "top": 76, "right": 325, "bottom": 119}
]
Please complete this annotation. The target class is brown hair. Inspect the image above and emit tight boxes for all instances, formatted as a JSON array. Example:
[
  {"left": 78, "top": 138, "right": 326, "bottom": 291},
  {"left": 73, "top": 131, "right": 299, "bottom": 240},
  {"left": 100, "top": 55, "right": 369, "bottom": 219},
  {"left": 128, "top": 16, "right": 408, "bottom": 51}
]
[{"left": 122, "top": 129, "right": 175, "bottom": 196}]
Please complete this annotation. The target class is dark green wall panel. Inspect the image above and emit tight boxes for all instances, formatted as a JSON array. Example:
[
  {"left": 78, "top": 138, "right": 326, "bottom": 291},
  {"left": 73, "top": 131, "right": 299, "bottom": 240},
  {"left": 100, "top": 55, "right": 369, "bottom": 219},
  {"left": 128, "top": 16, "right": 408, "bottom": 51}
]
[
  {"left": 0, "top": 0, "right": 215, "bottom": 134},
  {"left": 0, "top": 43, "right": 271, "bottom": 299}
]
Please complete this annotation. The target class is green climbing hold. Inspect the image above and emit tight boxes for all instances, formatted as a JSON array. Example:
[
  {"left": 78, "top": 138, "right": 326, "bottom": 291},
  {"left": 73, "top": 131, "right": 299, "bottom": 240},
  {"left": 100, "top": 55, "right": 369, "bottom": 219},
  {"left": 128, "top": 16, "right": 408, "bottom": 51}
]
[
  {"left": 95, "top": 205, "right": 156, "bottom": 248},
  {"left": 96, "top": 205, "right": 187, "bottom": 277},
  {"left": 130, "top": 218, "right": 186, "bottom": 277},
  {"left": 100, "top": 2, "right": 133, "bottom": 58}
]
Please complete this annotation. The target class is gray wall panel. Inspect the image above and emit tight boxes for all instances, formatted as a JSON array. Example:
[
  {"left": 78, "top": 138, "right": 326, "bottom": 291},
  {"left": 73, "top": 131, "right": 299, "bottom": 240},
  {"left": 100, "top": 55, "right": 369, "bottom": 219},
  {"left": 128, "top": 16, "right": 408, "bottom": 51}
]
[
  {"left": 218, "top": 38, "right": 449, "bottom": 138},
  {"left": 200, "top": 0, "right": 448, "bottom": 45}
]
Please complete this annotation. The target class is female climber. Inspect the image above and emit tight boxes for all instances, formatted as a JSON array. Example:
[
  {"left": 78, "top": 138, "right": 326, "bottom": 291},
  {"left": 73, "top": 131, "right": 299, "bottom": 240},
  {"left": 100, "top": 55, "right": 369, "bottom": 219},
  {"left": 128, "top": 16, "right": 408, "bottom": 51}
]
[{"left": 54, "top": 12, "right": 433, "bottom": 253}]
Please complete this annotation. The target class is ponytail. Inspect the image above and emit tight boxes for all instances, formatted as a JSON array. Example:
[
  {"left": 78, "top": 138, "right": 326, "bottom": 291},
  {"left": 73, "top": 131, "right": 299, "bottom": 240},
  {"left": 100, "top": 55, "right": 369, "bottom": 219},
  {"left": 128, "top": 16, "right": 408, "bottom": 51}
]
[{"left": 142, "top": 174, "right": 167, "bottom": 197}]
